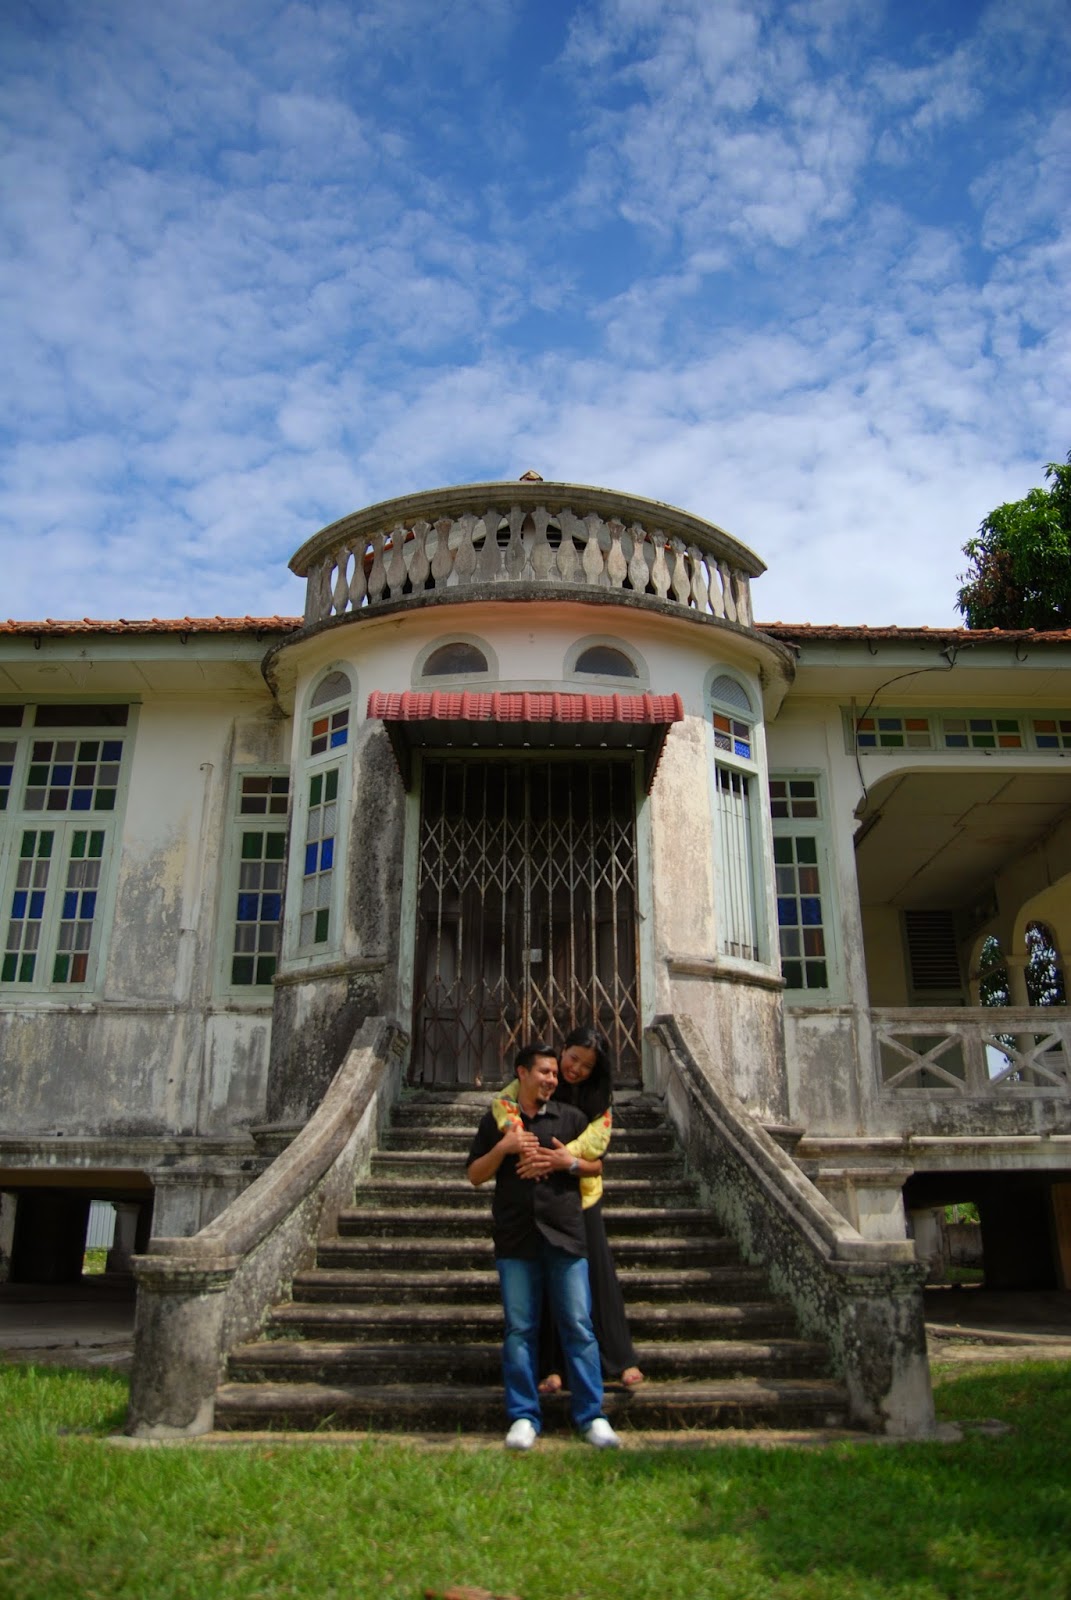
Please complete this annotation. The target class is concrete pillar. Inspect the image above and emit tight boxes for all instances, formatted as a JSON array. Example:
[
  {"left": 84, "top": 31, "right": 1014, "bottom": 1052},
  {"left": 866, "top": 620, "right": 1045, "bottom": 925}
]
[
  {"left": 106, "top": 1202, "right": 142, "bottom": 1274},
  {"left": 0, "top": 1192, "right": 16, "bottom": 1282},
  {"left": 909, "top": 1207, "right": 948, "bottom": 1283}
]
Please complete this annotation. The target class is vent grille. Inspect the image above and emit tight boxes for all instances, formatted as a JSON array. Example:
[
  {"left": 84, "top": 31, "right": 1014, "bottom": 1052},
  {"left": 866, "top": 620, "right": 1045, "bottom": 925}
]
[{"left": 904, "top": 910, "right": 962, "bottom": 992}]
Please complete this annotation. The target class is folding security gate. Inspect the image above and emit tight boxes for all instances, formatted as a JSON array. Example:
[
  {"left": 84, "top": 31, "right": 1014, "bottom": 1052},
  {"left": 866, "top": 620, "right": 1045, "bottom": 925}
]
[{"left": 413, "top": 757, "right": 641, "bottom": 1087}]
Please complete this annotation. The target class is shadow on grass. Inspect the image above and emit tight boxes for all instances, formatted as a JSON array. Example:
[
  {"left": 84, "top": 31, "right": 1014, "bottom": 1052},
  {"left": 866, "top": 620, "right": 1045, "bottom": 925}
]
[{"left": 601, "top": 1363, "right": 1071, "bottom": 1595}]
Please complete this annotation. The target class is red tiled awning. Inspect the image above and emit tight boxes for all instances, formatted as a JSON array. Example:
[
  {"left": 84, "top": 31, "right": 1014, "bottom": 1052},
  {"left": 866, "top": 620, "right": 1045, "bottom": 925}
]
[{"left": 366, "top": 690, "right": 684, "bottom": 790}]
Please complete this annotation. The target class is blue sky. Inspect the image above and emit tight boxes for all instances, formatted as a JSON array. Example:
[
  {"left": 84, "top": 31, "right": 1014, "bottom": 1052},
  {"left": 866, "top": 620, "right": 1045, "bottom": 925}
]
[{"left": 2, "top": 0, "right": 1068, "bottom": 626}]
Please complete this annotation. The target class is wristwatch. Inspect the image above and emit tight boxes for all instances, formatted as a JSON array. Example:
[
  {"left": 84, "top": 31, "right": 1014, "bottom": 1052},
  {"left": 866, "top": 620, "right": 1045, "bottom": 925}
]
[{"left": 568, "top": 1157, "right": 580, "bottom": 1175}]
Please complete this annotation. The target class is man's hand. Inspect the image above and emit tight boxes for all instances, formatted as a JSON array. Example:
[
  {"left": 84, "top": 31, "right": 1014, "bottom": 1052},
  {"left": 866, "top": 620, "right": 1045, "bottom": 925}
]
[
  {"left": 516, "top": 1136, "right": 575, "bottom": 1181},
  {"left": 498, "top": 1123, "right": 539, "bottom": 1158}
]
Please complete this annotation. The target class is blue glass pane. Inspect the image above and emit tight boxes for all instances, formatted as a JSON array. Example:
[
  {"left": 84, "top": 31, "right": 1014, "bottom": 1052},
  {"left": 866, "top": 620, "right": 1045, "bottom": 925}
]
[
  {"left": 329, "top": 728, "right": 348, "bottom": 747},
  {"left": 72, "top": 790, "right": 92, "bottom": 810},
  {"left": 321, "top": 837, "right": 334, "bottom": 870},
  {"left": 733, "top": 739, "right": 750, "bottom": 757},
  {"left": 12, "top": 891, "right": 27, "bottom": 917},
  {"left": 801, "top": 897, "right": 822, "bottom": 925},
  {"left": 262, "top": 894, "right": 282, "bottom": 921},
  {"left": 102, "top": 741, "right": 122, "bottom": 761},
  {"left": 82, "top": 892, "right": 96, "bottom": 919},
  {"left": 777, "top": 897, "right": 797, "bottom": 926},
  {"left": 29, "top": 891, "right": 46, "bottom": 918},
  {"left": 1037, "top": 735, "right": 1058, "bottom": 748},
  {"left": 53, "top": 765, "right": 73, "bottom": 785},
  {"left": 237, "top": 894, "right": 260, "bottom": 921},
  {"left": 63, "top": 892, "right": 78, "bottom": 918},
  {"left": 304, "top": 842, "right": 318, "bottom": 876}
]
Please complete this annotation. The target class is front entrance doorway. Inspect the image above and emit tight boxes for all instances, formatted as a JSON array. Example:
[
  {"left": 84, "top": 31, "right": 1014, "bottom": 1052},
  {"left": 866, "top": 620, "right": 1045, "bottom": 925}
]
[{"left": 413, "top": 757, "right": 641, "bottom": 1087}]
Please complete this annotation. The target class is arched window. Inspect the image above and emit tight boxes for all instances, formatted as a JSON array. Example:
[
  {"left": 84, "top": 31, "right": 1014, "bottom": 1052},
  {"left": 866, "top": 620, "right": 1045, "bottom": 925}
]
[
  {"left": 709, "top": 672, "right": 762, "bottom": 964},
  {"left": 575, "top": 645, "right": 637, "bottom": 678},
  {"left": 423, "top": 642, "right": 488, "bottom": 677},
  {"left": 1026, "top": 921, "right": 1066, "bottom": 1006},
  {"left": 308, "top": 669, "right": 352, "bottom": 756},
  {"left": 710, "top": 674, "right": 754, "bottom": 759},
  {"left": 295, "top": 668, "right": 354, "bottom": 952}
]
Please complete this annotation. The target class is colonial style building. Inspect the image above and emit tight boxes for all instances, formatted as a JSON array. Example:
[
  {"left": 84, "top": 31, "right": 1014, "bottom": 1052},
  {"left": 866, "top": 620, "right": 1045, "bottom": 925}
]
[{"left": 2, "top": 478, "right": 1068, "bottom": 1431}]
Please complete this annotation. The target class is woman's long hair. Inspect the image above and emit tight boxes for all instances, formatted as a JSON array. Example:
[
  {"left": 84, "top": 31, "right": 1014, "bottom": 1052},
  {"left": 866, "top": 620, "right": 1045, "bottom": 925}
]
[{"left": 554, "top": 1024, "right": 613, "bottom": 1120}]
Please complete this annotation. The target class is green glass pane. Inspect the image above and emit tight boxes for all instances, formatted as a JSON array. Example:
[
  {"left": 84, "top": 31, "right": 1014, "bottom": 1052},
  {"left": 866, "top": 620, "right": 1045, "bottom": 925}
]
[
  {"left": 40, "top": 833, "right": 53, "bottom": 857},
  {"left": 89, "top": 832, "right": 104, "bottom": 857},
  {"left": 232, "top": 956, "right": 254, "bottom": 985},
  {"left": 325, "top": 769, "right": 338, "bottom": 801},
  {"left": 241, "top": 832, "right": 264, "bottom": 860},
  {"left": 974, "top": 735, "right": 996, "bottom": 748},
  {"left": 1, "top": 954, "right": 16, "bottom": 981},
  {"left": 19, "top": 953, "right": 35, "bottom": 981},
  {"left": 256, "top": 956, "right": 277, "bottom": 985},
  {"left": 266, "top": 833, "right": 286, "bottom": 860},
  {"left": 773, "top": 837, "right": 793, "bottom": 864},
  {"left": 94, "top": 790, "right": 116, "bottom": 811},
  {"left": 805, "top": 961, "right": 828, "bottom": 988},
  {"left": 71, "top": 832, "right": 87, "bottom": 858},
  {"left": 314, "top": 908, "right": 329, "bottom": 943},
  {"left": 53, "top": 954, "right": 70, "bottom": 983},
  {"left": 309, "top": 773, "right": 322, "bottom": 806},
  {"left": 20, "top": 833, "right": 36, "bottom": 857},
  {"left": 796, "top": 837, "right": 818, "bottom": 864},
  {"left": 782, "top": 960, "right": 803, "bottom": 988}
]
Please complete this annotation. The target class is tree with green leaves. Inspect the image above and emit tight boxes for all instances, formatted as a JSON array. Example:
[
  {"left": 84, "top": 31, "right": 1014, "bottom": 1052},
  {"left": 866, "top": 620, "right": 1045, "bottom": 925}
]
[{"left": 957, "top": 452, "right": 1071, "bottom": 629}]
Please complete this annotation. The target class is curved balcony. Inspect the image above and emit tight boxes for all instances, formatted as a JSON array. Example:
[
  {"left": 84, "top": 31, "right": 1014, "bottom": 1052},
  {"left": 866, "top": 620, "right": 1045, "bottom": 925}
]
[{"left": 289, "top": 481, "right": 767, "bottom": 635}]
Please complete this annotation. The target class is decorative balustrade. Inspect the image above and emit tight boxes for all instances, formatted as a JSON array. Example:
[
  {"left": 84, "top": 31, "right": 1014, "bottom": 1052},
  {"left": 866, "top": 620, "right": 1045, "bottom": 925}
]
[
  {"left": 872, "top": 1007, "right": 1071, "bottom": 1095},
  {"left": 289, "top": 484, "right": 765, "bottom": 632}
]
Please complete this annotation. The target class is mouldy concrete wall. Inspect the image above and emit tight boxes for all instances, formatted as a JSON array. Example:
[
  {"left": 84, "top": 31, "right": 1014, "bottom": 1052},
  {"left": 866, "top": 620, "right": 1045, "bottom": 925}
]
[
  {"left": 348, "top": 723, "right": 406, "bottom": 1010},
  {"left": 266, "top": 973, "right": 374, "bottom": 1125},
  {"left": 648, "top": 714, "right": 718, "bottom": 1010},
  {"left": 266, "top": 724, "right": 406, "bottom": 1125},
  {"left": 668, "top": 973, "right": 789, "bottom": 1123},
  {"left": 783, "top": 1009, "right": 865, "bottom": 1134}
]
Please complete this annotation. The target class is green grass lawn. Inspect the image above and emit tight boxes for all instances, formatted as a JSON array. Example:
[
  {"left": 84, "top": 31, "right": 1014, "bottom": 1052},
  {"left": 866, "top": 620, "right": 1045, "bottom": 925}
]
[{"left": 2, "top": 1360, "right": 1070, "bottom": 1600}]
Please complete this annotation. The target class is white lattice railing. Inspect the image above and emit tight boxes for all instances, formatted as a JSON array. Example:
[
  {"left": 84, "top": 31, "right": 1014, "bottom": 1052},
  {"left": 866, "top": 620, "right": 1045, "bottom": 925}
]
[
  {"left": 872, "top": 1007, "right": 1071, "bottom": 1094},
  {"left": 289, "top": 485, "right": 764, "bottom": 632}
]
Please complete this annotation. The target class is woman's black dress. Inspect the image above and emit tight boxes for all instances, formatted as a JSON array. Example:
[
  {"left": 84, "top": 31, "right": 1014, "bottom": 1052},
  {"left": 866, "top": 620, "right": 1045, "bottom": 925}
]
[{"left": 541, "top": 1078, "right": 639, "bottom": 1379}]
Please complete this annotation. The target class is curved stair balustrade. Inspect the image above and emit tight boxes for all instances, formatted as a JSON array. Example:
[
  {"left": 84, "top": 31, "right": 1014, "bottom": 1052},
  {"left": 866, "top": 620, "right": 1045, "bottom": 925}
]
[
  {"left": 125, "top": 1015, "right": 409, "bottom": 1438},
  {"left": 646, "top": 1013, "right": 936, "bottom": 1438},
  {"left": 289, "top": 483, "right": 766, "bottom": 634}
]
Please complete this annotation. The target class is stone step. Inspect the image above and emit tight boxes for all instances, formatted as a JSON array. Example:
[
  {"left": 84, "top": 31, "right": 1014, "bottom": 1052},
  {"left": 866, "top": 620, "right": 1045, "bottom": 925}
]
[
  {"left": 389, "top": 1094, "right": 665, "bottom": 1131},
  {"left": 227, "top": 1337, "right": 831, "bottom": 1386},
  {"left": 310, "top": 1234, "right": 739, "bottom": 1271},
  {"left": 295, "top": 1261, "right": 753, "bottom": 1304},
  {"left": 370, "top": 1150, "right": 685, "bottom": 1180},
  {"left": 347, "top": 1178, "right": 700, "bottom": 1211},
  {"left": 382, "top": 1126, "right": 677, "bottom": 1154},
  {"left": 213, "top": 1376, "right": 851, "bottom": 1434},
  {"left": 267, "top": 1296, "right": 792, "bottom": 1342},
  {"left": 334, "top": 1205, "right": 716, "bottom": 1239}
]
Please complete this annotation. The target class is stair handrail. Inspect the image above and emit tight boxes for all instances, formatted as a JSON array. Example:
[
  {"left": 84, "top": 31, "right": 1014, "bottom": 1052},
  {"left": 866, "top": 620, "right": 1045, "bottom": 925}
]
[
  {"left": 126, "top": 1015, "right": 409, "bottom": 1437},
  {"left": 647, "top": 1013, "right": 935, "bottom": 1437}
]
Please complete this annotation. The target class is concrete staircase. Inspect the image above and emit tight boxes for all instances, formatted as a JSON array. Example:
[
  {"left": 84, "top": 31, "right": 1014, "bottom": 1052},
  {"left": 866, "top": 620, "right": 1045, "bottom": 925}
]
[{"left": 214, "top": 1091, "right": 850, "bottom": 1436}]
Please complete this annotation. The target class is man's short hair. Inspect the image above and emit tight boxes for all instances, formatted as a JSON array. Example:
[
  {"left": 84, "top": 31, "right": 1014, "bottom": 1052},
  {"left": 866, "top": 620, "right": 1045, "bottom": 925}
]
[{"left": 515, "top": 1041, "right": 557, "bottom": 1073}]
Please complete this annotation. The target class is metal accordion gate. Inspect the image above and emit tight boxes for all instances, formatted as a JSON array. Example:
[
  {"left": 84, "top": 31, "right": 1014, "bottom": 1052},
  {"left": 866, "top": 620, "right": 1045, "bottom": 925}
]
[{"left": 413, "top": 756, "right": 641, "bottom": 1087}]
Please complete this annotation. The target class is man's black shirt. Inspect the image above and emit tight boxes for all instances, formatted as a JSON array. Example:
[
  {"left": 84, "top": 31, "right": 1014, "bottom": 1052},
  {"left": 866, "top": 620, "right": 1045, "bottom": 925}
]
[{"left": 466, "top": 1099, "right": 590, "bottom": 1259}]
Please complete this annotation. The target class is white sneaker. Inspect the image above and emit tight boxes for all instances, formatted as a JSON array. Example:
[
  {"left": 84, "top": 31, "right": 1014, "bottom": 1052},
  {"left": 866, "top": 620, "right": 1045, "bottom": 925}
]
[
  {"left": 505, "top": 1418, "right": 538, "bottom": 1451},
  {"left": 582, "top": 1417, "right": 620, "bottom": 1449}
]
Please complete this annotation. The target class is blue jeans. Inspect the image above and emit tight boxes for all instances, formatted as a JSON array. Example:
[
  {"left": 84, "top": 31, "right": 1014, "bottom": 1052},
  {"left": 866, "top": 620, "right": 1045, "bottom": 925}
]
[{"left": 496, "top": 1243, "right": 604, "bottom": 1431}]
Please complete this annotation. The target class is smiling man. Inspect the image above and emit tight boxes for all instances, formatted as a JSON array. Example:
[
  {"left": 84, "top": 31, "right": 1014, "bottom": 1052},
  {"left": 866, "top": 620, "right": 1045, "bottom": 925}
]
[{"left": 466, "top": 1041, "right": 620, "bottom": 1450}]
